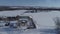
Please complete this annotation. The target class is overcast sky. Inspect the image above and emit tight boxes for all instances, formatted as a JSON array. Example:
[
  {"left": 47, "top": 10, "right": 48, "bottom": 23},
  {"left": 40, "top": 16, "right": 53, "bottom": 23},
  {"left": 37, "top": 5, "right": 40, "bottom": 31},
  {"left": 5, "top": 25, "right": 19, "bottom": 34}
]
[{"left": 0, "top": 0, "right": 60, "bottom": 7}]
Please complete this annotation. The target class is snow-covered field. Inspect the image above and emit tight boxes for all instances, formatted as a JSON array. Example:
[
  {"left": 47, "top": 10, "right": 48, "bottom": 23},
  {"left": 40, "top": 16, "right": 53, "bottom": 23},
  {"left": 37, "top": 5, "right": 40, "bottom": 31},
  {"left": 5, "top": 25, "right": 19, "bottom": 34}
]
[
  {"left": 0, "top": 27, "right": 56, "bottom": 34},
  {"left": 0, "top": 10, "right": 59, "bottom": 34}
]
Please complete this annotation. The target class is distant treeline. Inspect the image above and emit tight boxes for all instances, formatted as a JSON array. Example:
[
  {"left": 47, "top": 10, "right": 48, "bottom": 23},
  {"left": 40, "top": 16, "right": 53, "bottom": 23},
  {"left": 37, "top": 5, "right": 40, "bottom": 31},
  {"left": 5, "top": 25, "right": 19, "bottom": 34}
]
[{"left": 0, "top": 6, "right": 60, "bottom": 11}]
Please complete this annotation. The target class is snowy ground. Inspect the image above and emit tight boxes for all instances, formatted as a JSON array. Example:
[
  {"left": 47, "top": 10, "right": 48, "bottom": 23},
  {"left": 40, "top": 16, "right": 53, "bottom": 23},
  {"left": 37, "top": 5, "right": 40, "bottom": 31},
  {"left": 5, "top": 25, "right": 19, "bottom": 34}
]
[
  {"left": 0, "top": 10, "right": 60, "bottom": 34},
  {"left": 0, "top": 28, "right": 56, "bottom": 34}
]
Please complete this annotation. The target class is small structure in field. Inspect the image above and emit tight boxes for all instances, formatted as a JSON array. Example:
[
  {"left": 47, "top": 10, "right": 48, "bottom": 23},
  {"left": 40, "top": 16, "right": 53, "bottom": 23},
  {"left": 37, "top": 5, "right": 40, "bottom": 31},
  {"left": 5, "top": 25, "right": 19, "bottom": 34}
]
[{"left": 0, "top": 15, "right": 36, "bottom": 29}]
